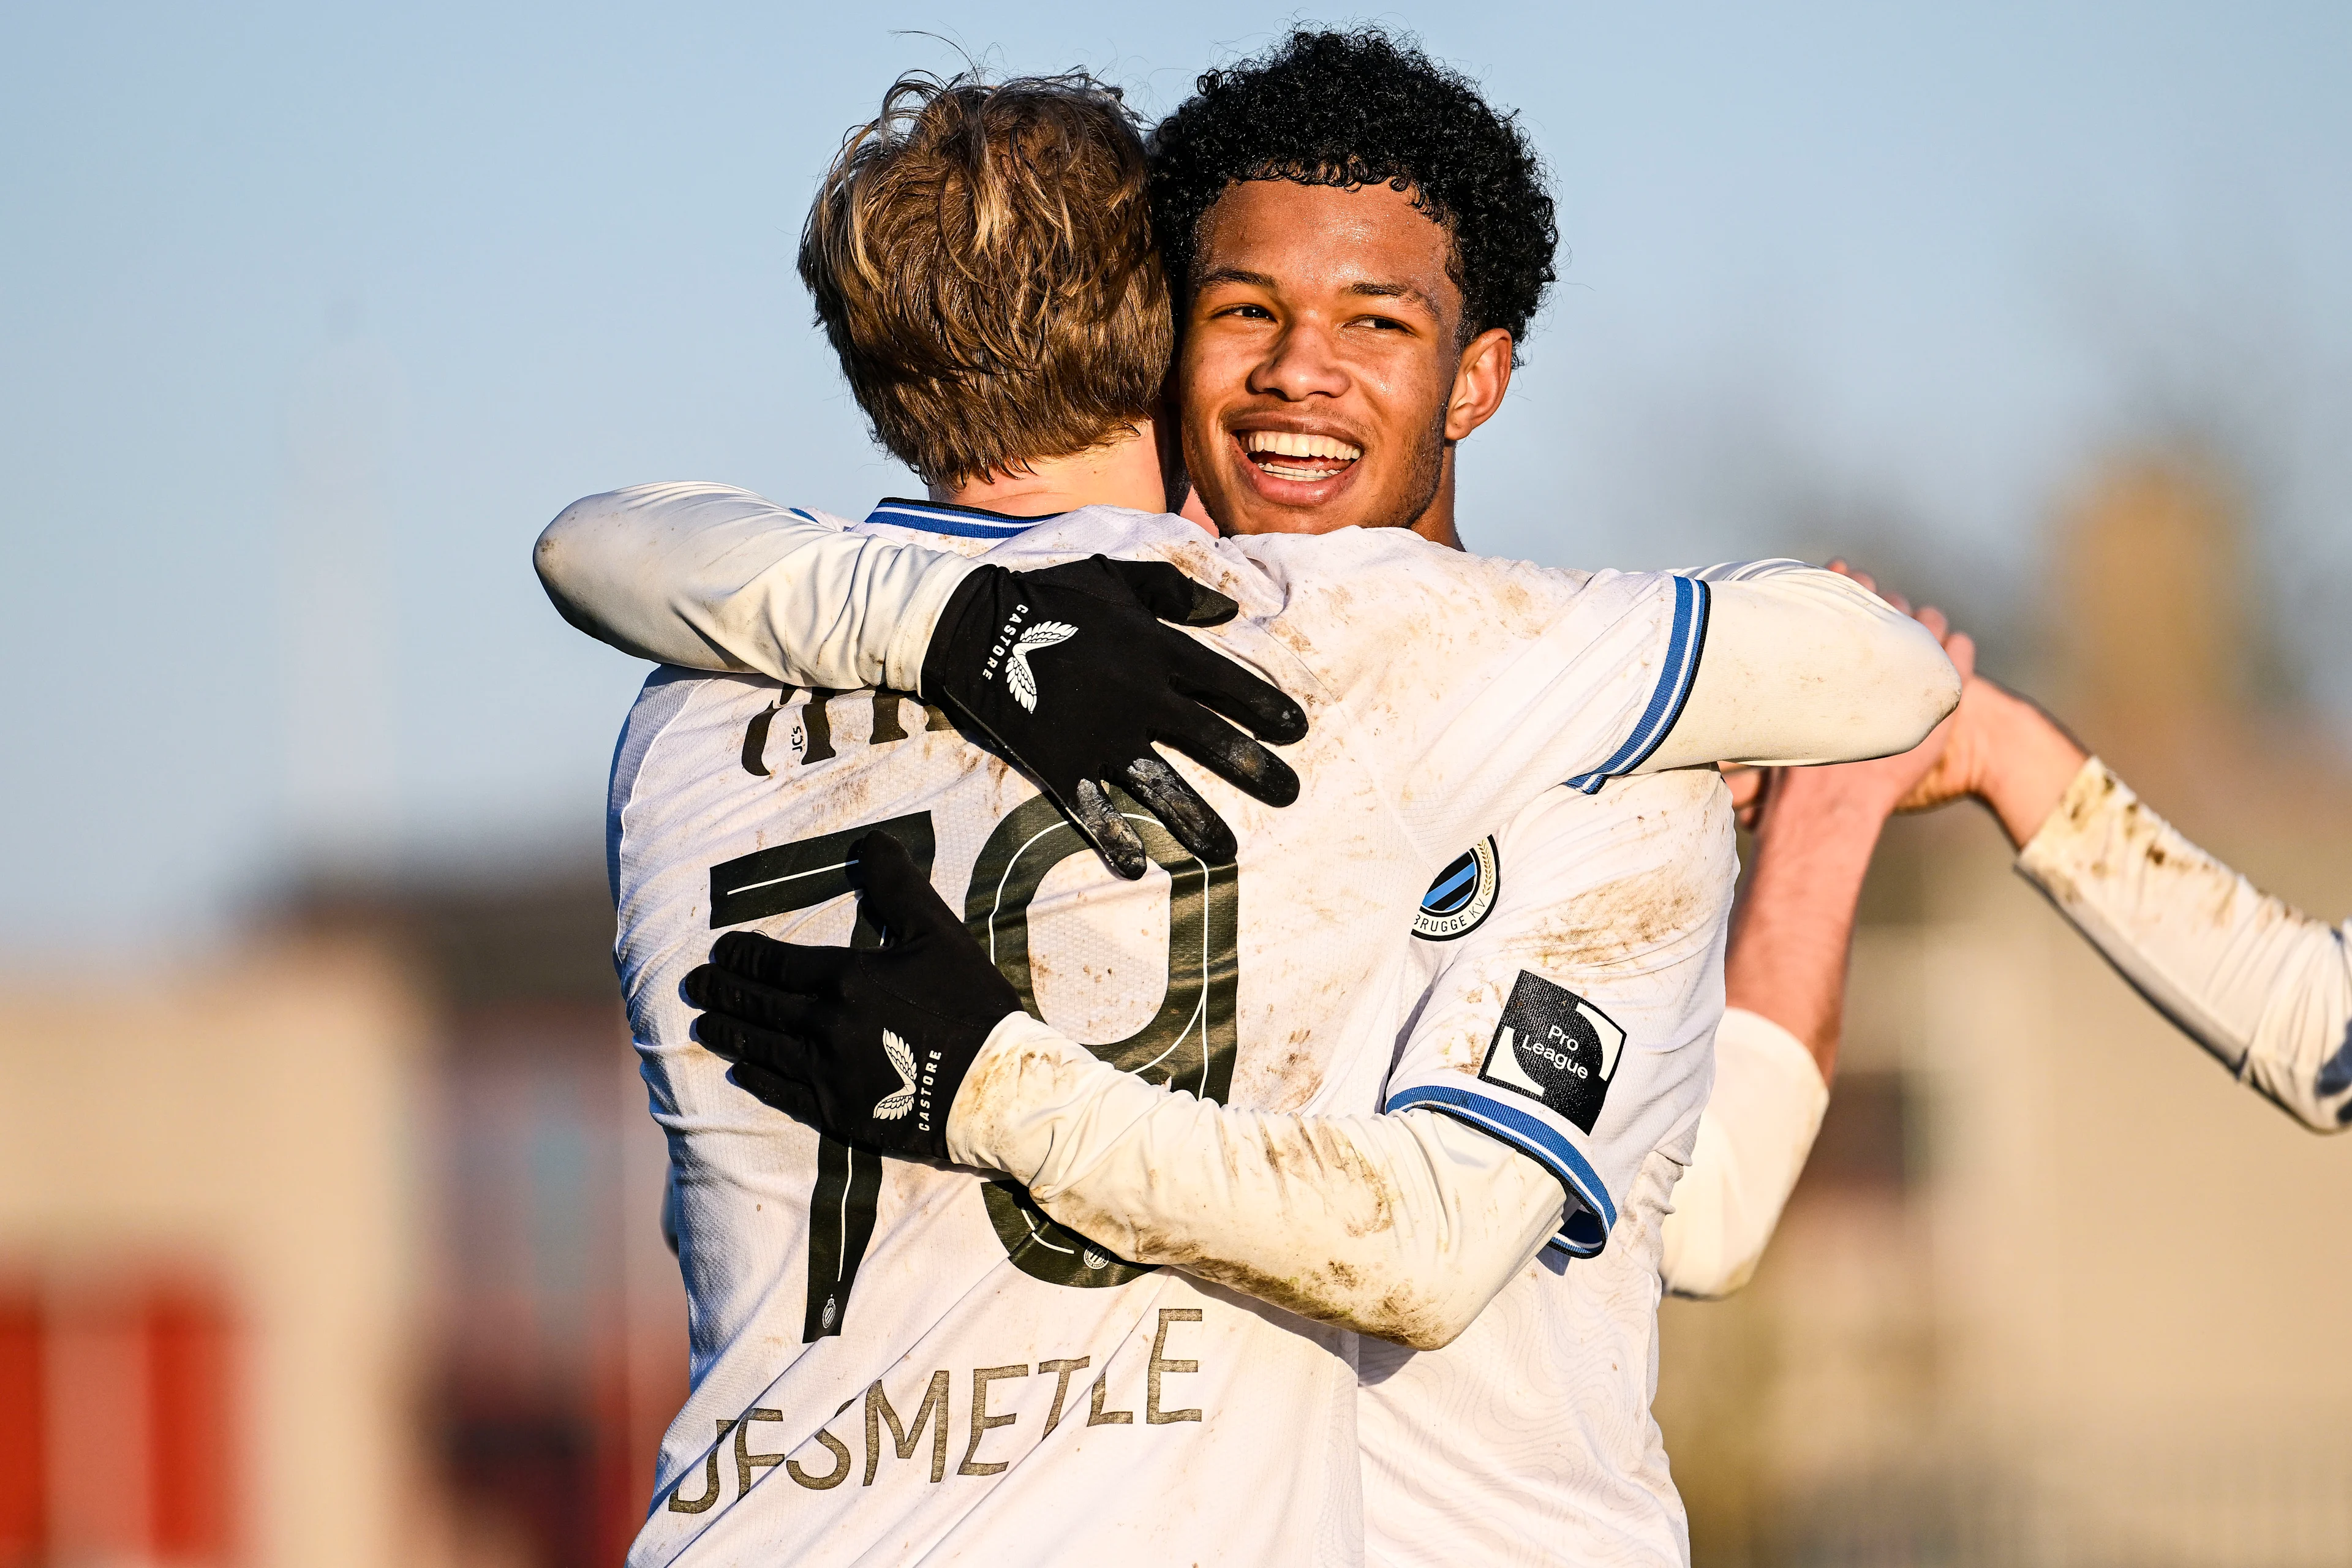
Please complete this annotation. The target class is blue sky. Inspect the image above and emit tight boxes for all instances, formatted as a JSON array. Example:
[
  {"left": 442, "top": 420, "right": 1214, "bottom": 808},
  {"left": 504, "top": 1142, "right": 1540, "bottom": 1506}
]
[{"left": 3, "top": 2, "right": 2348, "bottom": 948}]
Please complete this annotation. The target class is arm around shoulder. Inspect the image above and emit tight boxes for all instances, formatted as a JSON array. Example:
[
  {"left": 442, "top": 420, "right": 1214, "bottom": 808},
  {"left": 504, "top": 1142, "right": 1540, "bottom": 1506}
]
[
  {"left": 1642, "top": 564, "right": 1961, "bottom": 774},
  {"left": 533, "top": 482, "right": 976, "bottom": 691},
  {"left": 948, "top": 1014, "right": 1566, "bottom": 1350}
]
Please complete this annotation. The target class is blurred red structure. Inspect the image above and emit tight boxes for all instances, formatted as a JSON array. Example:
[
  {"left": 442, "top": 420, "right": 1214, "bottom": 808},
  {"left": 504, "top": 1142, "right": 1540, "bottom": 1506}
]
[{"left": 0, "top": 1276, "right": 238, "bottom": 1566}]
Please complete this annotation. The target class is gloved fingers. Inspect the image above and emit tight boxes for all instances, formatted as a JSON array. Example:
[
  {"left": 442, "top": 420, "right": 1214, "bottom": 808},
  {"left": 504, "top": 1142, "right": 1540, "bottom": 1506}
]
[
  {"left": 1097, "top": 557, "right": 1240, "bottom": 627},
  {"left": 710, "top": 929, "right": 849, "bottom": 993},
  {"left": 1164, "top": 638, "right": 1308, "bottom": 744},
  {"left": 845, "top": 831, "right": 961, "bottom": 940},
  {"left": 1154, "top": 704, "right": 1302, "bottom": 809},
  {"left": 1069, "top": 777, "right": 1150, "bottom": 880},
  {"left": 726, "top": 1060, "right": 824, "bottom": 1127},
  {"left": 685, "top": 962, "right": 824, "bottom": 1036},
  {"left": 692, "top": 1009, "right": 814, "bottom": 1080},
  {"left": 1120, "top": 756, "right": 1236, "bottom": 865}
]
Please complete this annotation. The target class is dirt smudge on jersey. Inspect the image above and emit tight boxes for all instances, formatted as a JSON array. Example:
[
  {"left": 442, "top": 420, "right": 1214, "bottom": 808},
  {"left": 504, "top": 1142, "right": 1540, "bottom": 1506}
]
[
  {"left": 950, "top": 1030, "right": 1100, "bottom": 1167},
  {"left": 1246, "top": 1026, "right": 1321, "bottom": 1115},
  {"left": 1164, "top": 1254, "right": 1460, "bottom": 1353},
  {"left": 1526, "top": 859, "right": 1713, "bottom": 974},
  {"left": 1246, "top": 1117, "right": 1398, "bottom": 1240},
  {"left": 2027, "top": 762, "right": 2315, "bottom": 937}
]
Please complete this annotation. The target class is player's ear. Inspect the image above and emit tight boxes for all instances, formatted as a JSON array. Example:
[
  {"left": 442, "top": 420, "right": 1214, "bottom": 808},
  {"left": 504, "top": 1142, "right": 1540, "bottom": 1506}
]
[{"left": 1444, "top": 327, "right": 1515, "bottom": 443}]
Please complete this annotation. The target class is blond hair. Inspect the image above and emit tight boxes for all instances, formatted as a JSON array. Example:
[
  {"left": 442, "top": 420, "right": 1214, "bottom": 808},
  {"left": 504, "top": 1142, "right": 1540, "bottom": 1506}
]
[{"left": 798, "top": 70, "right": 1172, "bottom": 488}]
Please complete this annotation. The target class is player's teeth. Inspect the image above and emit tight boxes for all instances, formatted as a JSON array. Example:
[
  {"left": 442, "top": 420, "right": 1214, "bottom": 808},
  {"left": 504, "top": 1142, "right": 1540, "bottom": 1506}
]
[{"left": 1244, "top": 431, "right": 1362, "bottom": 461}]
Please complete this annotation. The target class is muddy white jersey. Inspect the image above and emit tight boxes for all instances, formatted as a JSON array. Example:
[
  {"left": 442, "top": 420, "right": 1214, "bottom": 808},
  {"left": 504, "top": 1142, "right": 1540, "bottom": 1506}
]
[
  {"left": 1364, "top": 771, "right": 1735, "bottom": 1566},
  {"left": 611, "top": 499, "right": 1710, "bottom": 1567}
]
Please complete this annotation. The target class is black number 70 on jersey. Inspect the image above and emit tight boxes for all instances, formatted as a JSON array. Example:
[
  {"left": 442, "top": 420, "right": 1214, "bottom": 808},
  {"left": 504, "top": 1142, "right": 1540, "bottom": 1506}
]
[{"left": 706, "top": 786, "right": 1238, "bottom": 1337}]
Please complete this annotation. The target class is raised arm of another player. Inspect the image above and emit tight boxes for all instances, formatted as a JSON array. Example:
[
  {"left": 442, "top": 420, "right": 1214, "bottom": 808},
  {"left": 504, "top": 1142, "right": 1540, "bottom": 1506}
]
[
  {"left": 1657, "top": 1007, "right": 1827, "bottom": 1298},
  {"left": 1910, "top": 674, "right": 2352, "bottom": 1131},
  {"left": 2016, "top": 760, "right": 2352, "bottom": 1129},
  {"left": 1659, "top": 597, "right": 1975, "bottom": 1297}
]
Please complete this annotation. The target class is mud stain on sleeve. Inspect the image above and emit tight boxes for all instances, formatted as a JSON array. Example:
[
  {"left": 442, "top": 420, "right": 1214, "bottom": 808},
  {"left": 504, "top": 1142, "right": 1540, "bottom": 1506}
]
[{"left": 2027, "top": 761, "right": 2316, "bottom": 936}]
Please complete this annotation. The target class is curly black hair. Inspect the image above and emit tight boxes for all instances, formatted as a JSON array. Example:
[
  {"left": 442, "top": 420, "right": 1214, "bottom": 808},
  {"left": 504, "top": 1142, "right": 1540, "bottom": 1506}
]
[{"left": 1147, "top": 27, "right": 1558, "bottom": 350}]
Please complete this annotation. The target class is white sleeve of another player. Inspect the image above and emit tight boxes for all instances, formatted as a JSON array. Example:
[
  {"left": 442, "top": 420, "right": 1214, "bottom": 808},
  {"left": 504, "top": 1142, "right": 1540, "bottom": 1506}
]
[
  {"left": 532, "top": 482, "right": 976, "bottom": 693},
  {"left": 2017, "top": 758, "right": 2352, "bottom": 1133},
  {"left": 946, "top": 1015, "right": 1566, "bottom": 1352},
  {"left": 1637, "top": 560, "right": 1961, "bottom": 774},
  {"left": 1659, "top": 1008, "right": 1829, "bottom": 1300}
]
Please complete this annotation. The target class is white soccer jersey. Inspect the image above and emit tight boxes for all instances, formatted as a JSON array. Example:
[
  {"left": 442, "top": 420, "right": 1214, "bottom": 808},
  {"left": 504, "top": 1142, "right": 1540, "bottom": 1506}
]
[
  {"left": 1363, "top": 770, "right": 1736, "bottom": 1566},
  {"left": 611, "top": 499, "right": 1710, "bottom": 1567}
]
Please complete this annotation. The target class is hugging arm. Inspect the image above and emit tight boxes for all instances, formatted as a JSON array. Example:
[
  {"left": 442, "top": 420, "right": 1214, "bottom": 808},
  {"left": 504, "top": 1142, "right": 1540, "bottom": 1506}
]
[
  {"left": 540, "top": 489, "right": 1954, "bottom": 870},
  {"left": 1640, "top": 560, "right": 1961, "bottom": 774},
  {"left": 536, "top": 484, "right": 1307, "bottom": 873},
  {"left": 951, "top": 1024, "right": 1566, "bottom": 1351},
  {"left": 535, "top": 483, "right": 971, "bottom": 690}
]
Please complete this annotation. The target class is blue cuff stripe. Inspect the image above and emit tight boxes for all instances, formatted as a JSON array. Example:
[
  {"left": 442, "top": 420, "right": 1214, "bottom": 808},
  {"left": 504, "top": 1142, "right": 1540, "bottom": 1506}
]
[
  {"left": 864, "top": 503, "right": 1038, "bottom": 539},
  {"left": 1387, "top": 1084, "right": 1618, "bottom": 1254},
  {"left": 1566, "top": 575, "right": 1712, "bottom": 795}
]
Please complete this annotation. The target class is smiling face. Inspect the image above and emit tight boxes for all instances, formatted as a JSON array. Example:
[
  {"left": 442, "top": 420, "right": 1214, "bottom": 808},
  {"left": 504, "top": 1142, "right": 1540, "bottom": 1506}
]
[{"left": 1177, "top": 179, "right": 1516, "bottom": 543}]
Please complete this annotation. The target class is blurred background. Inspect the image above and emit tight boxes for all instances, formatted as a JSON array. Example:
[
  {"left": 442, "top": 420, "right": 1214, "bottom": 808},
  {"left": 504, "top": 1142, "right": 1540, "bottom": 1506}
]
[{"left": 2, "top": 4, "right": 2348, "bottom": 1566}]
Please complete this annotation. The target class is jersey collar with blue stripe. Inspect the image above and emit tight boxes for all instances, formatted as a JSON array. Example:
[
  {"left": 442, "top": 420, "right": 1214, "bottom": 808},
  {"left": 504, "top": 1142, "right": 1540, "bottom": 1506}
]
[{"left": 845, "top": 496, "right": 1063, "bottom": 540}]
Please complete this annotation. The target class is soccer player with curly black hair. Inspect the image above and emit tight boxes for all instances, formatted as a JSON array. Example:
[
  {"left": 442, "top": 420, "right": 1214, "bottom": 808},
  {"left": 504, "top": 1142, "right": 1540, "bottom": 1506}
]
[
  {"left": 1148, "top": 28, "right": 1560, "bottom": 549},
  {"left": 1151, "top": 27, "right": 1558, "bottom": 357},
  {"left": 1144, "top": 33, "right": 1763, "bottom": 1564}
]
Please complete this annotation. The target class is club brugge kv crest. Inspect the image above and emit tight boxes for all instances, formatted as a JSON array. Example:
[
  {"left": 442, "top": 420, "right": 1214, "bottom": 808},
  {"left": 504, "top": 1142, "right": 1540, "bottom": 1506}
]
[
  {"left": 1479, "top": 971, "right": 1627, "bottom": 1133},
  {"left": 1414, "top": 837, "right": 1500, "bottom": 941}
]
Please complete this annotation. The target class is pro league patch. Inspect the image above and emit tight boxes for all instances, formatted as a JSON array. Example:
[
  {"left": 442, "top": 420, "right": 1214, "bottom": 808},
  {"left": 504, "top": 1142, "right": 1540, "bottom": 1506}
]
[{"left": 1479, "top": 971, "right": 1627, "bottom": 1133}]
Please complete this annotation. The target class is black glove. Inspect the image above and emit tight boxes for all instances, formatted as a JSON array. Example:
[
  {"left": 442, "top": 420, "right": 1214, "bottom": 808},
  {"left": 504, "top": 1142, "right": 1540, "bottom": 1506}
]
[
  {"left": 684, "top": 831, "right": 1023, "bottom": 1159},
  {"left": 920, "top": 556, "right": 1306, "bottom": 877}
]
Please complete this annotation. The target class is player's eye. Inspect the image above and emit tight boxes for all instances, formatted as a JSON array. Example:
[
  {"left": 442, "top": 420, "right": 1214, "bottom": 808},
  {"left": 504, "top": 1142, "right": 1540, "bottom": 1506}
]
[{"left": 1213, "top": 302, "right": 1276, "bottom": 322}]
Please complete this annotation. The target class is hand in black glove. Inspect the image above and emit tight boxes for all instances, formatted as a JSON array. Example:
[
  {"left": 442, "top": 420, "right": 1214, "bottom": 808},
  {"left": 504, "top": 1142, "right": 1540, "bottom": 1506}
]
[
  {"left": 920, "top": 556, "right": 1307, "bottom": 877},
  {"left": 684, "top": 831, "right": 1023, "bottom": 1159}
]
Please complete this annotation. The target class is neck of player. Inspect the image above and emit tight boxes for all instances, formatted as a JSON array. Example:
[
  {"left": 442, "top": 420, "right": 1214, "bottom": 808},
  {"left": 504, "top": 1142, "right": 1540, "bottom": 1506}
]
[
  {"left": 1411, "top": 448, "right": 1464, "bottom": 551},
  {"left": 933, "top": 419, "right": 1200, "bottom": 529}
]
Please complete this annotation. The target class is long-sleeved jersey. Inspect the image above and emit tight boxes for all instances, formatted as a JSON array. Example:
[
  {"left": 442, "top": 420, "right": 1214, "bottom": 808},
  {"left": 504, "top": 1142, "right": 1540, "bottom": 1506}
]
[{"left": 2018, "top": 757, "right": 2352, "bottom": 1131}]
